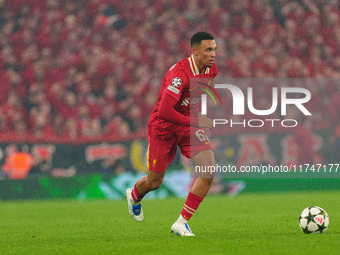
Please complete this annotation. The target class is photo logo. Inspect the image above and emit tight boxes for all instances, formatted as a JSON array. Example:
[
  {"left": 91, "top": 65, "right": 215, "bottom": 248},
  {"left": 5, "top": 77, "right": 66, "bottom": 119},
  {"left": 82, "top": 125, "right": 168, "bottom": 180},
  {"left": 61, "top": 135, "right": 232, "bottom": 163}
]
[
  {"left": 199, "top": 82, "right": 312, "bottom": 128},
  {"left": 191, "top": 80, "right": 222, "bottom": 111}
]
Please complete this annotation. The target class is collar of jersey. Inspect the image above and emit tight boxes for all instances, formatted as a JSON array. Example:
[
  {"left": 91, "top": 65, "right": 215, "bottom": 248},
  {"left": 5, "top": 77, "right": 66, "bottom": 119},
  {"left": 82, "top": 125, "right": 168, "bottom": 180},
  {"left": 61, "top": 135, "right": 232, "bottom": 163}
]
[{"left": 188, "top": 55, "right": 210, "bottom": 76}]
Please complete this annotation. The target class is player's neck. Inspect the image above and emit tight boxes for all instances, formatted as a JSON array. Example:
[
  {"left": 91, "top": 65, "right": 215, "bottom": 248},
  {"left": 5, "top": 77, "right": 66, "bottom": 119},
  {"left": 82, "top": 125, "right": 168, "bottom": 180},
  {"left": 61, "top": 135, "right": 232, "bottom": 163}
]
[{"left": 192, "top": 55, "right": 206, "bottom": 74}]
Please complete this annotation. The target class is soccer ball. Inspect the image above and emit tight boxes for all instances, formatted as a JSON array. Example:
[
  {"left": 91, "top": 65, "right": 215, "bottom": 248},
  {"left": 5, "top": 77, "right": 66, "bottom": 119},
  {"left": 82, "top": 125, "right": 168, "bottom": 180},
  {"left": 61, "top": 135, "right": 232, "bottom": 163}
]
[{"left": 299, "top": 206, "right": 329, "bottom": 234}]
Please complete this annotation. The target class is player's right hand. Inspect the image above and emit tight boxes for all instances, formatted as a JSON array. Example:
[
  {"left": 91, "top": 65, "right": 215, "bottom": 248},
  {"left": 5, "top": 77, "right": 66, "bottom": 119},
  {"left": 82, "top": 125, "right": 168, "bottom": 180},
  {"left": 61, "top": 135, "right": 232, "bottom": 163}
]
[{"left": 198, "top": 114, "right": 213, "bottom": 129}]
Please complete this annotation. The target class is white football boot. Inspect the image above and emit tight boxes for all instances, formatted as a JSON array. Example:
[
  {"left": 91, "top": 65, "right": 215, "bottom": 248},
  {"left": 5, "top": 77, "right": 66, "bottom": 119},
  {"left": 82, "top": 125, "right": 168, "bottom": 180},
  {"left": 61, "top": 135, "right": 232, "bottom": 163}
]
[
  {"left": 170, "top": 221, "right": 195, "bottom": 236},
  {"left": 125, "top": 188, "right": 144, "bottom": 222}
]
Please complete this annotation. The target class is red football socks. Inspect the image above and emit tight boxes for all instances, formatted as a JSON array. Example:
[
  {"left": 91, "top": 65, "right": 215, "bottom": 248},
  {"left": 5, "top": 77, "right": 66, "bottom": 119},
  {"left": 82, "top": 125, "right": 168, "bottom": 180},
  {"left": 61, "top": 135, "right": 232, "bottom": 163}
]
[
  {"left": 180, "top": 192, "right": 203, "bottom": 221},
  {"left": 131, "top": 184, "right": 145, "bottom": 203}
]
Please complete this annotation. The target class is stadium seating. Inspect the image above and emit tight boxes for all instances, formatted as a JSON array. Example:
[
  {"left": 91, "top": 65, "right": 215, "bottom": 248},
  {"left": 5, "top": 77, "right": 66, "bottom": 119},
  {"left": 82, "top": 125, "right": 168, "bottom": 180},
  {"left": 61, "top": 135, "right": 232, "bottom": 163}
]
[{"left": 1, "top": 0, "right": 340, "bottom": 141}]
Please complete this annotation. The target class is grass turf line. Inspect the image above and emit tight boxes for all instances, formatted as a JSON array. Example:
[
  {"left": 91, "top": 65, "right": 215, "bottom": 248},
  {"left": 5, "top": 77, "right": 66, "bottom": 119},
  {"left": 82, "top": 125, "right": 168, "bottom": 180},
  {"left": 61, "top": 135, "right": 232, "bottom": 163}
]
[{"left": 0, "top": 191, "right": 339, "bottom": 255}]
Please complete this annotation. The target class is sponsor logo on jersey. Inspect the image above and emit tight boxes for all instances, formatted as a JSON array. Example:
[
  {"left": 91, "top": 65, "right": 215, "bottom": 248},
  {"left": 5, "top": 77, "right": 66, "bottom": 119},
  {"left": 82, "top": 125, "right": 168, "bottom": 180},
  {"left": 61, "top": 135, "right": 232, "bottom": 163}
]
[
  {"left": 171, "top": 77, "right": 182, "bottom": 87},
  {"left": 181, "top": 97, "right": 190, "bottom": 106},
  {"left": 181, "top": 97, "right": 200, "bottom": 107},
  {"left": 191, "top": 97, "right": 201, "bottom": 105},
  {"left": 167, "top": 85, "right": 180, "bottom": 94}
]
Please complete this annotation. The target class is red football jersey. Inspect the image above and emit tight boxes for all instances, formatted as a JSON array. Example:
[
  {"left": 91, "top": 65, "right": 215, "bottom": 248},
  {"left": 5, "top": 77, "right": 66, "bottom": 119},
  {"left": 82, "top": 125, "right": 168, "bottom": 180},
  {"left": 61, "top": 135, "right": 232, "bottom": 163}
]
[{"left": 148, "top": 55, "right": 218, "bottom": 138}]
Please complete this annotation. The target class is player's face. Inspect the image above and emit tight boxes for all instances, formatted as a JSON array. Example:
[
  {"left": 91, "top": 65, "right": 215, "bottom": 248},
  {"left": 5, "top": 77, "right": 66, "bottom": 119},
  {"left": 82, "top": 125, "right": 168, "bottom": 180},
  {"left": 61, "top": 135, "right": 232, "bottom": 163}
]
[{"left": 196, "top": 40, "right": 217, "bottom": 68}]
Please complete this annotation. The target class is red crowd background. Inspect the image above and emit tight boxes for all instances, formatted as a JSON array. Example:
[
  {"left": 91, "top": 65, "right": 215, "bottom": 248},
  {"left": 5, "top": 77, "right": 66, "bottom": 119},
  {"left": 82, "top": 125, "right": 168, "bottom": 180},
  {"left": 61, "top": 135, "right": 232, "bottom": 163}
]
[{"left": 1, "top": 0, "right": 340, "bottom": 143}]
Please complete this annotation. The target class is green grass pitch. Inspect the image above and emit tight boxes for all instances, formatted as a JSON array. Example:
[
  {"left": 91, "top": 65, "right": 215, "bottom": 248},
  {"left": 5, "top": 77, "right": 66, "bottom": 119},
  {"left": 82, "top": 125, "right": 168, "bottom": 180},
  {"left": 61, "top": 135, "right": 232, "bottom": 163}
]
[{"left": 0, "top": 191, "right": 339, "bottom": 255}]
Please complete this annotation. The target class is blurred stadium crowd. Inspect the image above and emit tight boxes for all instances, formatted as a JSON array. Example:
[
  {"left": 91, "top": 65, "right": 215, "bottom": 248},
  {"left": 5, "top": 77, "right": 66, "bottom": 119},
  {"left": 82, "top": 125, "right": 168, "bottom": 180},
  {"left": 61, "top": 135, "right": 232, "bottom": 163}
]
[{"left": 1, "top": 0, "right": 340, "bottom": 142}]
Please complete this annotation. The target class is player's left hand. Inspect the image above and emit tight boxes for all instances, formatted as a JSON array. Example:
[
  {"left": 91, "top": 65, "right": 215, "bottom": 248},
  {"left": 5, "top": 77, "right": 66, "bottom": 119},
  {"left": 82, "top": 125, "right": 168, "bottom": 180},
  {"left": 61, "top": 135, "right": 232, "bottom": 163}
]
[{"left": 197, "top": 114, "right": 213, "bottom": 129}]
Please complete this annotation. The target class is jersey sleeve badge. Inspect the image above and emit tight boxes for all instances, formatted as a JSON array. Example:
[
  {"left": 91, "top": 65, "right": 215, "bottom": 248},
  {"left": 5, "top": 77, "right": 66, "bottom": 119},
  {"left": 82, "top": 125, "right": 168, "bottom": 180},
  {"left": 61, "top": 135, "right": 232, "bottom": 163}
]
[{"left": 171, "top": 77, "right": 182, "bottom": 87}]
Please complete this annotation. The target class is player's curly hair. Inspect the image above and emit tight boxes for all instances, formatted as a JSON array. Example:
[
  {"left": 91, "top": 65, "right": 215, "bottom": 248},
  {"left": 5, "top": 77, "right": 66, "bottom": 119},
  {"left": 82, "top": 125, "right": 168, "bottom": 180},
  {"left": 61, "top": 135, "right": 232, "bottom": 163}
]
[{"left": 191, "top": 32, "right": 214, "bottom": 47}]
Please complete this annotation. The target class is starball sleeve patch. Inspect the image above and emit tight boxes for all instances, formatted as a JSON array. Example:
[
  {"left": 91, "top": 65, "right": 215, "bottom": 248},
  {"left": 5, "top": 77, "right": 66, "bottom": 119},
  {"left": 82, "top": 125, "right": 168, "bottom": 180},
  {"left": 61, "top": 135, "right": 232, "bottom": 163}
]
[{"left": 171, "top": 77, "right": 182, "bottom": 87}]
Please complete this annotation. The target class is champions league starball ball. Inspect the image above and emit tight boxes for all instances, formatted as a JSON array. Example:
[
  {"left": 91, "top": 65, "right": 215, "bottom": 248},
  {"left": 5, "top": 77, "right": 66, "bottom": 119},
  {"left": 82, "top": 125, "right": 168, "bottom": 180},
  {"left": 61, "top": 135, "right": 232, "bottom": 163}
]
[{"left": 299, "top": 206, "right": 329, "bottom": 234}]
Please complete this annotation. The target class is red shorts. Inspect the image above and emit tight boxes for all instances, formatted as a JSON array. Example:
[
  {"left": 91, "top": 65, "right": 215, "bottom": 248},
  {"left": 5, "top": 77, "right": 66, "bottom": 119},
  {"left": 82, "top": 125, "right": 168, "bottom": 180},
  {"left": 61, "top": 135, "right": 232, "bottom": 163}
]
[{"left": 147, "top": 127, "right": 213, "bottom": 172}]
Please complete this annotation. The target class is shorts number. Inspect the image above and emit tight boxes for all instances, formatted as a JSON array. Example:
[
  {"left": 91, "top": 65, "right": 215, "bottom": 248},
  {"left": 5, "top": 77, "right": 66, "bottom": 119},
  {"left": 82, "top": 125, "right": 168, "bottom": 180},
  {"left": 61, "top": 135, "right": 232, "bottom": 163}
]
[{"left": 195, "top": 129, "right": 209, "bottom": 142}]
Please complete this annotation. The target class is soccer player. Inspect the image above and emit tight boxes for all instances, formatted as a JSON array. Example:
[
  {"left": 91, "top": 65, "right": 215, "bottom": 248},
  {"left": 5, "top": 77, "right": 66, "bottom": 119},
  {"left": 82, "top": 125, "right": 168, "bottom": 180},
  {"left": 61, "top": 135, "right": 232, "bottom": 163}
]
[{"left": 126, "top": 31, "right": 218, "bottom": 236}]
